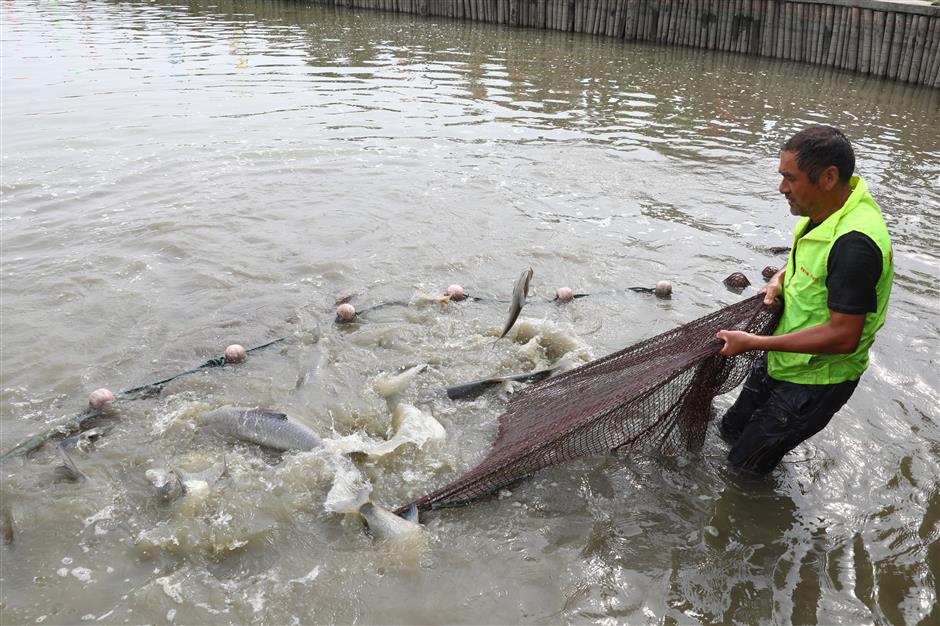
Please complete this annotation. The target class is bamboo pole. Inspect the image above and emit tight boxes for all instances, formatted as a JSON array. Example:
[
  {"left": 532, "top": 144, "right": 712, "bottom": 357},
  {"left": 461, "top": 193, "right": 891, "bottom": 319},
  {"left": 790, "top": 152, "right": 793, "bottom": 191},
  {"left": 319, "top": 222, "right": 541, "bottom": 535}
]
[
  {"left": 932, "top": 18, "right": 940, "bottom": 87},
  {"left": 859, "top": 9, "right": 872, "bottom": 75},
  {"left": 662, "top": 0, "right": 683, "bottom": 46},
  {"left": 613, "top": 0, "right": 626, "bottom": 38},
  {"left": 589, "top": 0, "right": 599, "bottom": 35},
  {"left": 675, "top": 0, "right": 687, "bottom": 46},
  {"left": 807, "top": 4, "right": 826, "bottom": 65},
  {"left": 718, "top": 0, "right": 728, "bottom": 51},
  {"left": 750, "top": 0, "right": 763, "bottom": 55},
  {"left": 847, "top": 7, "right": 860, "bottom": 71},
  {"left": 707, "top": 0, "right": 722, "bottom": 50},
  {"left": 741, "top": 0, "right": 753, "bottom": 56},
  {"left": 887, "top": 12, "right": 904, "bottom": 79},
  {"left": 922, "top": 16, "right": 940, "bottom": 85},
  {"left": 831, "top": 6, "right": 845, "bottom": 67},
  {"left": 685, "top": 0, "right": 700, "bottom": 48},
  {"left": 869, "top": 9, "right": 884, "bottom": 76},
  {"left": 787, "top": 2, "right": 803, "bottom": 61},
  {"left": 841, "top": 6, "right": 854, "bottom": 69},
  {"left": 767, "top": 0, "right": 780, "bottom": 58},
  {"left": 657, "top": 0, "right": 668, "bottom": 41},
  {"left": 897, "top": 13, "right": 915, "bottom": 82},
  {"left": 877, "top": 11, "right": 893, "bottom": 77},
  {"left": 906, "top": 15, "right": 927, "bottom": 84},
  {"left": 645, "top": 0, "right": 657, "bottom": 40}
]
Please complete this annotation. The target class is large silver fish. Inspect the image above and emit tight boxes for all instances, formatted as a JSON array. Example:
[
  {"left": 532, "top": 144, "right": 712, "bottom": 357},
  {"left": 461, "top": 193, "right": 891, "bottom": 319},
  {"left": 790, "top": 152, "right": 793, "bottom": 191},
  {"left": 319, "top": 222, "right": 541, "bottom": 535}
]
[
  {"left": 198, "top": 407, "right": 323, "bottom": 451},
  {"left": 497, "top": 268, "right": 533, "bottom": 341}
]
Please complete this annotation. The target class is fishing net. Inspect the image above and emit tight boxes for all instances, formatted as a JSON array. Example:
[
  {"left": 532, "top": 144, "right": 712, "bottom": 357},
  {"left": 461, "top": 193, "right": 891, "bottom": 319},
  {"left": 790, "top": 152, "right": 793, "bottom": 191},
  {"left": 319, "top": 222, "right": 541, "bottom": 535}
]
[{"left": 397, "top": 294, "right": 780, "bottom": 513}]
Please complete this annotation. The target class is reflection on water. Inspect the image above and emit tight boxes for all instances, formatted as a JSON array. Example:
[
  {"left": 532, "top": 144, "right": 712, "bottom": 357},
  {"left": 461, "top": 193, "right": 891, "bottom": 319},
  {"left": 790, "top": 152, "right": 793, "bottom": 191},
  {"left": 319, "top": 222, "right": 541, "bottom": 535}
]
[{"left": 1, "top": 1, "right": 938, "bottom": 624}]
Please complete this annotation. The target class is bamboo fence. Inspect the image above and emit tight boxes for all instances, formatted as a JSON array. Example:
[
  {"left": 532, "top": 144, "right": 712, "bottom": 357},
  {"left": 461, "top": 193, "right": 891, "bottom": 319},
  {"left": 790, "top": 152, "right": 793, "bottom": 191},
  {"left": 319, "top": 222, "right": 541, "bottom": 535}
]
[{"left": 306, "top": 0, "right": 939, "bottom": 86}]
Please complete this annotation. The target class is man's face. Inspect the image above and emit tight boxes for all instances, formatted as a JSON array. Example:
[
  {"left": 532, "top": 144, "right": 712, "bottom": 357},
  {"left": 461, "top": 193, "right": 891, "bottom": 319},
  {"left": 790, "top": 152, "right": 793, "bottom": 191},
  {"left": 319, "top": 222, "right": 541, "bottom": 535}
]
[{"left": 778, "top": 150, "right": 821, "bottom": 218}]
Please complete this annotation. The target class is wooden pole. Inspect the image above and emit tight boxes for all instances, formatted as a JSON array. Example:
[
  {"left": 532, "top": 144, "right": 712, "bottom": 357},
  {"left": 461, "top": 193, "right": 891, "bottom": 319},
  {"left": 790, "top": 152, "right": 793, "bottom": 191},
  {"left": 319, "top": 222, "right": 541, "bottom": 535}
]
[
  {"left": 759, "top": 0, "right": 772, "bottom": 57},
  {"left": 832, "top": 7, "right": 846, "bottom": 67},
  {"left": 897, "top": 13, "right": 915, "bottom": 82},
  {"left": 922, "top": 16, "right": 940, "bottom": 86},
  {"left": 812, "top": 2, "right": 826, "bottom": 66},
  {"left": 847, "top": 7, "right": 860, "bottom": 71},
  {"left": 887, "top": 12, "right": 904, "bottom": 79},
  {"left": 876, "top": 11, "right": 893, "bottom": 77},
  {"left": 907, "top": 14, "right": 927, "bottom": 84},
  {"left": 795, "top": 1, "right": 806, "bottom": 61},
  {"left": 706, "top": 0, "right": 722, "bottom": 50}
]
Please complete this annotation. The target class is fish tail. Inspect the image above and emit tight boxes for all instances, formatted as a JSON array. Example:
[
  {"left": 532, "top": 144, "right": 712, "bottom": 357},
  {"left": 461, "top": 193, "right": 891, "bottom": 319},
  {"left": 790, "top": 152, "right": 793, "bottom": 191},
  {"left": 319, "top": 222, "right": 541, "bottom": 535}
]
[{"left": 333, "top": 484, "right": 373, "bottom": 514}]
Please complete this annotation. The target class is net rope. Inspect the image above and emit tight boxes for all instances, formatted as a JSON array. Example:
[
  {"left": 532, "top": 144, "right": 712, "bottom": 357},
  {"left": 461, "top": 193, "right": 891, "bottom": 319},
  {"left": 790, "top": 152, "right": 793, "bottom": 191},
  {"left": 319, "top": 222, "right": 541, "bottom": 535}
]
[{"left": 397, "top": 294, "right": 780, "bottom": 513}]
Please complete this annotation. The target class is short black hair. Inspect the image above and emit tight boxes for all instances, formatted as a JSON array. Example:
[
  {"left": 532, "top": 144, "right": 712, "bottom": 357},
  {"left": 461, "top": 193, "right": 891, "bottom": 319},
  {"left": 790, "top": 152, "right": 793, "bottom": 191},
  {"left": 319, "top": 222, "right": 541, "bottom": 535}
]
[{"left": 782, "top": 126, "right": 855, "bottom": 184}]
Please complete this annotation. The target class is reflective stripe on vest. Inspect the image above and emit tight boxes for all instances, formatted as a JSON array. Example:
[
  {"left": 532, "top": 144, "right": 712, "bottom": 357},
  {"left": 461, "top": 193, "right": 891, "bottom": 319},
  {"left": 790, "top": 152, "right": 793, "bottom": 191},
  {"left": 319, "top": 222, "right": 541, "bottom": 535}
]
[{"left": 767, "top": 176, "right": 893, "bottom": 384}]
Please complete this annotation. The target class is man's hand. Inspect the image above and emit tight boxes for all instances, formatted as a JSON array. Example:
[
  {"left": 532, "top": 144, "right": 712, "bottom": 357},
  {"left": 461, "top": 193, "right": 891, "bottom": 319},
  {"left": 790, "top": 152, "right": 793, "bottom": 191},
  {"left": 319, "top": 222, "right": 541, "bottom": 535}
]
[
  {"left": 716, "top": 330, "right": 756, "bottom": 356},
  {"left": 760, "top": 268, "right": 785, "bottom": 306}
]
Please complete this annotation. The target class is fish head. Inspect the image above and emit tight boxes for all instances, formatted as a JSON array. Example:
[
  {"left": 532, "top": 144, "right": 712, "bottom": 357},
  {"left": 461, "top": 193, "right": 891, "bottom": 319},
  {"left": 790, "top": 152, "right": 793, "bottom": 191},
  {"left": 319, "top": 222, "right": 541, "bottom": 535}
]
[
  {"left": 522, "top": 268, "right": 533, "bottom": 298},
  {"left": 145, "top": 468, "right": 185, "bottom": 501}
]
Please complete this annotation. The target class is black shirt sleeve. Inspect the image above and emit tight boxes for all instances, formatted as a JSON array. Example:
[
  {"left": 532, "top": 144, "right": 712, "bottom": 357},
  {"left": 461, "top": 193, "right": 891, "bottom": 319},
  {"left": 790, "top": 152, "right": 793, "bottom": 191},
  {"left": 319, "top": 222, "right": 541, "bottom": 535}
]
[{"left": 826, "top": 231, "right": 883, "bottom": 315}]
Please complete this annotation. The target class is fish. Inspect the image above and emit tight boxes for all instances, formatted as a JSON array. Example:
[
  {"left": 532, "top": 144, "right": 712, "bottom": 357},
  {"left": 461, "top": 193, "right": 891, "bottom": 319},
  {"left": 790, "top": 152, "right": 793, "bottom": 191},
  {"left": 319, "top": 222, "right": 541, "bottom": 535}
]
[
  {"left": 51, "top": 426, "right": 113, "bottom": 483},
  {"left": 53, "top": 444, "right": 85, "bottom": 483},
  {"left": 445, "top": 367, "right": 555, "bottom": 400},
  {"left": 339, "top": 486, "right": 421, "bottom": 541},
  {"left": 198, "top": 407, "right": 323, "bottom": 451},
  {"left": 372, "top": 364, "right": 428, "bottom": 402},
  {"left": 146, "top": 456, "right": 227, "bottom": 502},
  {"left": 497, "top": 268, "right": 534, "bottom": 341}
]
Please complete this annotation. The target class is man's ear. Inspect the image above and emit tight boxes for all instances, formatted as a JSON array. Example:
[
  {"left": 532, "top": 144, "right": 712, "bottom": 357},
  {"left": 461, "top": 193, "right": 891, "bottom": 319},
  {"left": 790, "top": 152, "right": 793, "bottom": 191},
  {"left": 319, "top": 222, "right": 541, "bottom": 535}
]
[{"left": 819, "top": 165, "right": 840, "bottom": 191}]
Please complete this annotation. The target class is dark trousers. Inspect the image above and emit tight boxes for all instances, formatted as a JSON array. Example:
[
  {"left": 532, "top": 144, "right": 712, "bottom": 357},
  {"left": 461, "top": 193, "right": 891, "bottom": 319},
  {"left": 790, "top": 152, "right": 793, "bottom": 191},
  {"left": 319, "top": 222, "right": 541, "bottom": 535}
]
[{"left": 719, "top": 355, "right": 859, "bottom": 475}]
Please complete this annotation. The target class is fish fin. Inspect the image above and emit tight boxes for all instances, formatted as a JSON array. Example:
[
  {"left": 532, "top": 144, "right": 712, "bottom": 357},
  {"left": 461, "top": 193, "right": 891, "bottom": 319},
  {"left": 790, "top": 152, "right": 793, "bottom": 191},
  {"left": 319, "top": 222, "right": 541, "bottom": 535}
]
[
  {"left": 399, "top": 503, "right": 419, "bottom": 524},
  {"left": 247, "top": 408, "right": 288, "bottom": 421}
]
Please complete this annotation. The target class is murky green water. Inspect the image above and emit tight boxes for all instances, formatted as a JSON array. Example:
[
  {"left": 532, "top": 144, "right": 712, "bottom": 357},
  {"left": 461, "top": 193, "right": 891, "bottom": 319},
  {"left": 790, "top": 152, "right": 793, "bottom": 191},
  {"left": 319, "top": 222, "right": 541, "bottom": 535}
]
[{"left": 2, "top": 1, "right": 938, "bottom": 624}]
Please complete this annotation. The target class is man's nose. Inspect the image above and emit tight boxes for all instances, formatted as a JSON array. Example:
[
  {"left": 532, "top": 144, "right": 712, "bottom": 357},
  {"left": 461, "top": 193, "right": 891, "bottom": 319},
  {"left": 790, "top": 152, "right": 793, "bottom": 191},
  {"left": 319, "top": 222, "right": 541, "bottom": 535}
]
[{"left": 779, "top": 179, "right": 788, "bottom": 194}]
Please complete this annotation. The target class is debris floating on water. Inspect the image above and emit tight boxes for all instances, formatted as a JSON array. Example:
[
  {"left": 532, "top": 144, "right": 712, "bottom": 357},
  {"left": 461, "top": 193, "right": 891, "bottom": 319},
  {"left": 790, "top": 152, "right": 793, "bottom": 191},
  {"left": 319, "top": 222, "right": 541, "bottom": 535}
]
[
  {"left": 224, "top": 344, "right": 247, "bottom": 363},
  {"left": 555, "top": 286, "right": 574, "bottom": 303},
  {"left": 655, "top": 280, "right": 673, "bottom": 298}
]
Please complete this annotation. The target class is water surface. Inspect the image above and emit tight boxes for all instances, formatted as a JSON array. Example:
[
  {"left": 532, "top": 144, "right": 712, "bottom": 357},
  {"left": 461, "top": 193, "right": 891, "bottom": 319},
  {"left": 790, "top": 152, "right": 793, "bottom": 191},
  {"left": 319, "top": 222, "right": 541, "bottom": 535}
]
[{"left": 2, "top": 1, "right": 938, "bottom": 624}]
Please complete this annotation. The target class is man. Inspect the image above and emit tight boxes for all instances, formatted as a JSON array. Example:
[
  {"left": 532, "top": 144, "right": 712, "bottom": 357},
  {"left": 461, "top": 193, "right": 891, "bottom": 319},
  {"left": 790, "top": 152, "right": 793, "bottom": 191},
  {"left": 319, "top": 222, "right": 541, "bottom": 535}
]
[{"left": 715, "top": 126, "right": 893, "bottom": 475}]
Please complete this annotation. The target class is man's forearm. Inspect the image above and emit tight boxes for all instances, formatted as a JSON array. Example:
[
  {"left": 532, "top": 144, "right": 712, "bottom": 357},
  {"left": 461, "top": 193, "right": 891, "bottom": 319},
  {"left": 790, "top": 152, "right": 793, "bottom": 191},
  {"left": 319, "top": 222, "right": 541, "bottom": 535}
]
[{"left": 741, "top": 323, "right": 860, "bottom": 355}]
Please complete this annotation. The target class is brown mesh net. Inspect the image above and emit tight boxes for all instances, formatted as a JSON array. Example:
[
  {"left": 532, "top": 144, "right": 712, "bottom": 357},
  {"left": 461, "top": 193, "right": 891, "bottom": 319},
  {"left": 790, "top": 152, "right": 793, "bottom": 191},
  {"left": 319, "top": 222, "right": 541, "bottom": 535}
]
[{"left": 397, "top": 294, "right": 780, "bottom": 514}]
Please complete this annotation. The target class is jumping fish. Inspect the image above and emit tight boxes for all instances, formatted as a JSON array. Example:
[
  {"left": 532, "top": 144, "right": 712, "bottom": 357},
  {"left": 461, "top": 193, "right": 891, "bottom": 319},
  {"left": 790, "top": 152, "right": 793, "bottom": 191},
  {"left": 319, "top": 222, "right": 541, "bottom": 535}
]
[
  {"left": 497, "top": 268, "right": 533, "bottom": 341},
  {"left": 372, "top": 364, "right": 428, "bottom": 404},
  {"left": 145, "top": 456, "right": 227, "bottom": 502},
  {"left": 198, "top": 407, "right": 323, "bottom": 451}
]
